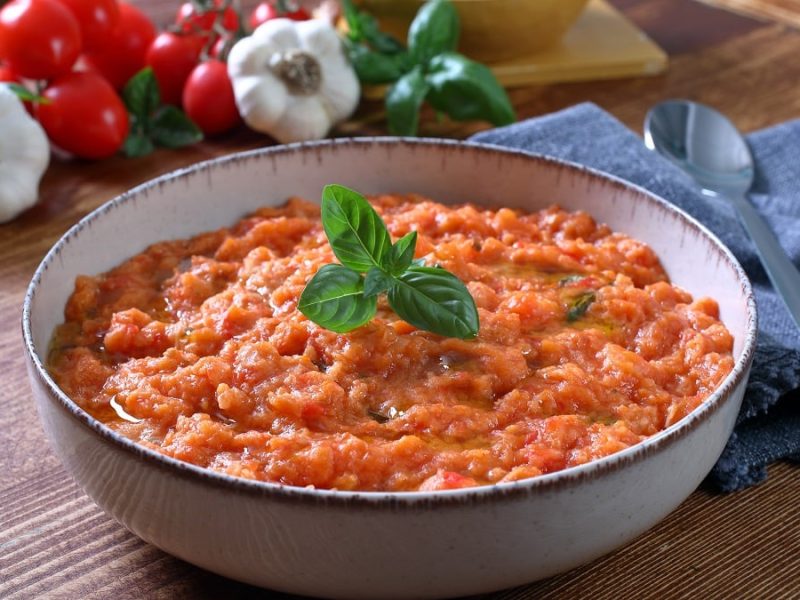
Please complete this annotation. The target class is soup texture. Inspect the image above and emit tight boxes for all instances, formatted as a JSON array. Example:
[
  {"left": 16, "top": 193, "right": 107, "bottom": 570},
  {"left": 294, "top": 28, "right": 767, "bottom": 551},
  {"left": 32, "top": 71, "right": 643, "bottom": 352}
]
[{"left": 49, "top": 195, "right": 734, "bottom": 491}]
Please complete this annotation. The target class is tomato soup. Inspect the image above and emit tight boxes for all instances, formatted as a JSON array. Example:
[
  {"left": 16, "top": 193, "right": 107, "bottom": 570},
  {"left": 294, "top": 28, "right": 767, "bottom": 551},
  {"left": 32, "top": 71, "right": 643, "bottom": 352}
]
[{"left": 48, "top": 195, "right": 734, "bottom": 491}]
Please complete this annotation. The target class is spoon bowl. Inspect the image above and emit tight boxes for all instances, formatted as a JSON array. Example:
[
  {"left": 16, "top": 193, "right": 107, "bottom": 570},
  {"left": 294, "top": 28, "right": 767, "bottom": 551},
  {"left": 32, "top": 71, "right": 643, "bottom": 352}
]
[
  {"left": 645, "top": 99, "right": 800, "bottom": 329},
  {"left": 645, "top": 100, "right": 754, "bottom": 196}
]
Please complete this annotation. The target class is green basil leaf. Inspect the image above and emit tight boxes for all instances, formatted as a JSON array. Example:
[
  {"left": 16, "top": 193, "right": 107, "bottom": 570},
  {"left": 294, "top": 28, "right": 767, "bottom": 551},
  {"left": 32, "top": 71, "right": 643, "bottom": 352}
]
[
  {"left": 364, "top": 267, "right": 394, "bottom": 298},
  {"left": 123, "top": 132, "right": 155, "bottom": 158},
  {"left": 425, "top": 53, "right": 515, "bottom": 126},
  {"left": 4, "top": 82, "right": 48, "bottom": 104},
  {"left": 347, "top": 42, "right": 410, "bottom": 85},
  {"left": 408, "top": 0, "right": 459, "bottom": 65},
  {"left": 123, "top": 67, "right": 160, "bottom": 123},
  {"left": 386, "top": 67, "right": 429, "bottom": 136},
  {"left": 150, "top": 105, "right": 203, "bottom": 148},
  {"left": 298, "top": 264, "right": 377, "bottom": 333},
  {"left": 567, "top": 292, "right": 595, "bottom": 322},
  {"left": 321, "top": 184, "right": 391, "bottom": 272},
  {"left": 342, "top": 0, "right": 404, "bottom": 53},
  {"left": 388, "top": 265, "right": 479, "bottom": 339},
  {"left": 388, "top": 231, "right": 417, "bottom": 274},
  {"left": 341, "top": 0, "right": 365, "bottom": 40}
]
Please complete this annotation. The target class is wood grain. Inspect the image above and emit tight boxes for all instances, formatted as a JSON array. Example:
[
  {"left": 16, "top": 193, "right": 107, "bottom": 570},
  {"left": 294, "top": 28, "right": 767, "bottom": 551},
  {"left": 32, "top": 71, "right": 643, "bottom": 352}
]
[
  {"left": 698, "top": 0, "right": 800, "bottom": 27},
  {"left": 1, "top": 1, "right": 799, "bottom": 598}
]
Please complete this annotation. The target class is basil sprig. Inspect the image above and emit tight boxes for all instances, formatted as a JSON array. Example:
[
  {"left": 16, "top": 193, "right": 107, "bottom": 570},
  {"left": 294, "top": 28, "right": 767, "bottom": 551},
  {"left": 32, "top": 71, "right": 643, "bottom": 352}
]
[
  {"left": 342, "top": 0, "right": 515, "bottom": 136},
  {"left": 298, "top": 185, "right": 479, "bottom": 339},
  {"left": 122, "top": 67, "right": 203, "bottom": 158}
]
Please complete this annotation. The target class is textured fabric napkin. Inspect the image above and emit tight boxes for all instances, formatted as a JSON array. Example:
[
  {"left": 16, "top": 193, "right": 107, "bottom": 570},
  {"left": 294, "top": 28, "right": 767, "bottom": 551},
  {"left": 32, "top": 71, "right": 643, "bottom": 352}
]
[{"left": 471, "top": 103, "right": 800, "bottom": 492}]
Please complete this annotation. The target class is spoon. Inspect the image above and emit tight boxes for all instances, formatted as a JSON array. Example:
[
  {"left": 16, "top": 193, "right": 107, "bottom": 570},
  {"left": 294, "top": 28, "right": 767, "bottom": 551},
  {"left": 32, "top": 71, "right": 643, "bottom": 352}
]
[{"left": 644, "top": 99, "right": 800, "bottom": 329}]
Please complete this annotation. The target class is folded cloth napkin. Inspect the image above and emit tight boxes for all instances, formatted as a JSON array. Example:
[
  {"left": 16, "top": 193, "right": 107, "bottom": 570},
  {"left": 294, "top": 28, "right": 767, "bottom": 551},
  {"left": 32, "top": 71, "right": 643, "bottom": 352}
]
[{"left": 471, "top": 103, "right": 800, "bottom": 492}]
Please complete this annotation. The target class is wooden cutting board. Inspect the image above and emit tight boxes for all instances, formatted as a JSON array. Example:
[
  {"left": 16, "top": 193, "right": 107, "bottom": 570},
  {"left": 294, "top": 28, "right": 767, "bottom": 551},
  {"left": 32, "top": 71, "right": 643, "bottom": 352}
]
[
  {"left": 361, "top": 0, "right": 667, "bottom": 99},
  {"left": 491, "top": 0, "right": 668, "bottom": 87}
]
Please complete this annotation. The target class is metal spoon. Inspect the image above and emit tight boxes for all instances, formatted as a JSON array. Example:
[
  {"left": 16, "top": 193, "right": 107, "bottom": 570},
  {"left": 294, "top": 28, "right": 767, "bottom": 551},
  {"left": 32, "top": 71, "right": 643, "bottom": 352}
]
[{"left": 644, "top": 99, "right": 800, "bottom": 329}]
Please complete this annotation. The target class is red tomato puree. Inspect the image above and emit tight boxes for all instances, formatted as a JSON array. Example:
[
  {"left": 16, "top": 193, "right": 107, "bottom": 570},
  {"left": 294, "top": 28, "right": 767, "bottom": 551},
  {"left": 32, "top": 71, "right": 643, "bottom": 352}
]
[{"left": 48, "top": 195, "right": 734, "bottom": 491}]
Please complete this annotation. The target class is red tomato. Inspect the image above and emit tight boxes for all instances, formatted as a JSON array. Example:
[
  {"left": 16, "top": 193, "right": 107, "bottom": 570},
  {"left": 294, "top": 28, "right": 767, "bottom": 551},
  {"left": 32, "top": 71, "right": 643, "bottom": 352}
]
[
  {"left": 0, "top": 0, "right": 82, "bottom": 79},
  {"left": 36, "top": 71, "right": 129, "bottom": 159},
  {"left": 176, "top": 0, "right": 237, "bottom": 38},
  {"left": 182, "top": 59, "right": 240, "bottom": 135},
  {"left": 82, "top": 2, "right": 156, "bottom": 90},
  {"left": 0, "top": 62, "right": 21, "bottom": 83},
  {"left": 56, "top": 0, "right": 119, "bottom": 51},
  {"left": 145, "top": 32, "right": 204, "bottom": 106},
  {"left": 248, "top": 2, "right": 309, "bottom": 30}
]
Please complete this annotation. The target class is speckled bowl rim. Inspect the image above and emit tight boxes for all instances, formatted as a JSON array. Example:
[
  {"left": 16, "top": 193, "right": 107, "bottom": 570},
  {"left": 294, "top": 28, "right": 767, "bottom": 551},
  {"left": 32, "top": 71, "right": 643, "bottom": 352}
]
[{"left": 22, "top": 137, "right": 758, "bottom": 507}]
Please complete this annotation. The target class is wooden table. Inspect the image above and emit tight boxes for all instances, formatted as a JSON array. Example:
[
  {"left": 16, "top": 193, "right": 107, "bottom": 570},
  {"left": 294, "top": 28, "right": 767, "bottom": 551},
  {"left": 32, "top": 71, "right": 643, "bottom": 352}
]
[{"left": 2, "top": 1, "right": 799, "bottom": 597}]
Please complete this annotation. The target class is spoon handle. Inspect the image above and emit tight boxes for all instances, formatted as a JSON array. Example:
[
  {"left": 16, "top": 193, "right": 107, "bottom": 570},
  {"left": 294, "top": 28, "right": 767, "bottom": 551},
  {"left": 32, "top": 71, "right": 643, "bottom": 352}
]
[{"left": 730, "top": 193, "right": 800, "bottom": 329}]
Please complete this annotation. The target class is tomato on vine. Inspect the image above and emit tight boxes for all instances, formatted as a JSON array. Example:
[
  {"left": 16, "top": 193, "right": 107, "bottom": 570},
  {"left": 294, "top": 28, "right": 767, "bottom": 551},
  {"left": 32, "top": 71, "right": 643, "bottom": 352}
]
[
  {"left": 36, "top": 71, "right": 129, "bottom": 159},
  {"left": 176, "top": 0, "right": 238, "bottom": 40},
  {"left": 0, "top": 0, "right": 82, "bottom": 79},
  {"left": 145, "top": 32, "right": 205, "bottom": 106},
  {"left": 182, "top": 59, "right": 240, "bottom": 135},
  {"left": 249, "top": 1, "right": 310, "bottom": 30}
]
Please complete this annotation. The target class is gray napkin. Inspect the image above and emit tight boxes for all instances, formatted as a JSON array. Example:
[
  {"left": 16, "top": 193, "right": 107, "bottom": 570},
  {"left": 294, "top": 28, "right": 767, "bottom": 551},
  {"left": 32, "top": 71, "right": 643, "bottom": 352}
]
[{"left": 471, "top": 103, "right": 800, "bottom": 492}]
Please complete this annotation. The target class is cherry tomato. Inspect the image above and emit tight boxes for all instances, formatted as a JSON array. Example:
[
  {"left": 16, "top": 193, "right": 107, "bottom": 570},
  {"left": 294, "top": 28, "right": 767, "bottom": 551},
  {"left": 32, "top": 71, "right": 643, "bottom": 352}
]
[
  {"left": 145, "top": 32, "right": 204, "bottom": 106},
  {"left": 36, "top": 71, "right": 129, "bottom": 159},
  {"left": 176, "top": 0, "right": 238, "bottom": 38},
  {"left": 0, "top": 62, "right": 21, "bottom": 83},
  {"left": 249, "top": 2, "right": 309, "bottom": 30},
  {"left": 56, "top": 0, "right": 119, "bottom": 51},
  {"left": 0, "top": 0, "right": 82, "bottom": 79},
  {"left": 182, "top": 59, "right": 240, "bottom": 135},
  {"left": 82, "top": 2, "right": 156, "bottom": 90}
]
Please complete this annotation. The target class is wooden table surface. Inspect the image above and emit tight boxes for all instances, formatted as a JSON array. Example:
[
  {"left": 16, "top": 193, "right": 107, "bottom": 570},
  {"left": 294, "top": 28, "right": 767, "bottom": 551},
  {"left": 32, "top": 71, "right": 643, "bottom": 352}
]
[{"left": 2, "top": 1, "right": 799, "bottom": 598}]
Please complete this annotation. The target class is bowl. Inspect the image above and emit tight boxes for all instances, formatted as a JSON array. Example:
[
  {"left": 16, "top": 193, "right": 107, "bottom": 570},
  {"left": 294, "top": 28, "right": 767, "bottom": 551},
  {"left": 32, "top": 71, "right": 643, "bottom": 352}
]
[
  {"left": 356, "top": 0, "right": 590, "bottom": 63},
  {"left": 23, "top": 139, "right": 756, "bottom": 599}
]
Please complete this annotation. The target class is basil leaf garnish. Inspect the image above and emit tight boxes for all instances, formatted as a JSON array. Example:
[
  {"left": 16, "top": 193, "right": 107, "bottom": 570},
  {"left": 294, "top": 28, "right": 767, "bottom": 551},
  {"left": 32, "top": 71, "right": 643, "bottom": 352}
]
[
  {"left": 408, "top": 0, "right": 460, "bottom": 65},
  {"left": 425, "top": 53, "right": 516, "bottom": 126},
  {"left": 386, "top": 67, "right": 430, "bottom": 136},
  {"left": 567, "top": 292, "right": 596, "bottom": 322},
  {"left": 388, "top": 231, "right": 418, "bottom": 274},
  {"left": 301, "top": 185, "right": 480, "bottom": 339},
  {"left": 364, "top": 267, "right": 394, "bottom": 299},
  {"left": 298, "top": 264, "right": 377, "bottom": 333},
  {"left": 388, "top": 266, "right": 479, "bottom": 339},
  {"left": 321, "top": 184, "right": 392, "bottom": 272}
]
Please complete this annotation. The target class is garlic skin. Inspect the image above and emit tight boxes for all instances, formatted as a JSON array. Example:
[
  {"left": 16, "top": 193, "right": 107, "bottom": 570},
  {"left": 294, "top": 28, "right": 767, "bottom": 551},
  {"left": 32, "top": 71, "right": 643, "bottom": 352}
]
[
  {"left": 227, "top": 18, "right": 360, "bottom": 144},
  {"left": 0, "top": 86, "right": 49, "bottom": 223}
]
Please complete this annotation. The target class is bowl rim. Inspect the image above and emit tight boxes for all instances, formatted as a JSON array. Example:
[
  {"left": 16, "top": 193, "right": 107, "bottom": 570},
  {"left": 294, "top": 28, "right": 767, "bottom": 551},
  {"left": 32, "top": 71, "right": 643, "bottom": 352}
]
[{"left": 22, "top": 137, "right": 758, "bottom": 507}]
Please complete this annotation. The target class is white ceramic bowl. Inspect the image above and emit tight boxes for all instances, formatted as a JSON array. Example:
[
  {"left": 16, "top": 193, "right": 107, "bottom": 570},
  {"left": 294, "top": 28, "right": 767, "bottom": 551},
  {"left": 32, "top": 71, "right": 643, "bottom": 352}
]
[{"left": 23, "top": 139, "right": 757, "bottom": 599}]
